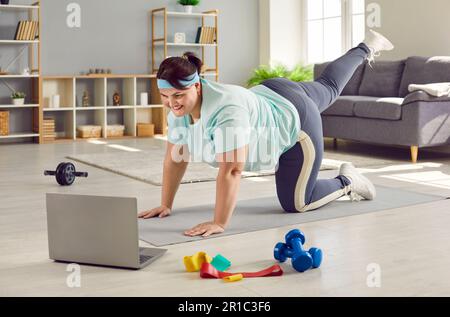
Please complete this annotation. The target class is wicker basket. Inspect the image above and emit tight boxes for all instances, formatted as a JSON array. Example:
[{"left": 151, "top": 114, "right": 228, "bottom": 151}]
[
  {"left": 77, "top": 125, "right": 102, "bottom": 138},
  {"left": 107, "top": 125, "right": 125, "bottom": 137},
  {"left": 0, "top": 111, "right": 9, "bottom": 136}
]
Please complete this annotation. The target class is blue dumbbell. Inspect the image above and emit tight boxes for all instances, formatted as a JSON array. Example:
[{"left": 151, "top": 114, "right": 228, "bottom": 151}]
[
  {"left": 308, "top": 247, "right": 323, "bottom": 269},
  {"left": 274, "top": 242, "right": 323, "bottom": 270},
  {"left": 274, "top": 242, "right": 289, "bottom": 262},
  {"left": 274, "top": 229, "right": 323, "bottom": 271},
  {"left": 285, "top": 229, "right": 313, "bottom": 272}
]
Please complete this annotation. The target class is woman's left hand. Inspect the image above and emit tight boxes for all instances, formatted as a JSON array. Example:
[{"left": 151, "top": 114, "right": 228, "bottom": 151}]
[{"left": 184, "top": 221, "right": 225, "bottom": 237}]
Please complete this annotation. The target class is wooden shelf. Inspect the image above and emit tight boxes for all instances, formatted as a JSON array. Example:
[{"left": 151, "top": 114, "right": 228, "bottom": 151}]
[
  {"left": 0, "top": 1, "right": 41, "bottom": 145},
  {"left": 0, "top": 133, "right": 39, "bottom": 139},
  {"left": 40, "top": 74, "right": 167, "bottom": 143},
  {"left": 0, "top": 40, "right": 39, "bottom": 44},
  {"left": 76, "top": 107, "right": 105, "bottom": 110},
  {"left": 73, "top": 74, "right": 156, "bottom": 79},
  {"left": 135, "top": 104, "right": 164, "bottom": 109},
  {"left": 0, "top": 104, "right": 39, "bottom": 109},
  {"left": 155, "top": 11, "right": 217, "bottom": 18},
  {"left": 107, "top": 105, "right": 135, "bottom": 109},
  {"left": 155, "top": 42, "right": 217, "bottom": 47},
  {"left": 0, "top": 4, "right": 40, "bottom": 10},
  {"left": 151, "top": 7, "right": 219, "bottom": 81},
  {"left": 0, "top": 74, "right": 39, "bottom": 78},
  {"left": 43, "top": 107, "right": 74, "bottom": 112}
]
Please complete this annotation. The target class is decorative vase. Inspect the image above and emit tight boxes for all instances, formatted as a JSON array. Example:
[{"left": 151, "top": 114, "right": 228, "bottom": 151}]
[
  {"left": 82, "top": 91, "right": 90, "bottom": 107},
  {"left": 184, "top": 5, "right": 193, "bottom": 14},
  {"left": 12, "top": 98, "right": 24, "bottom": 105},
  {"left": 113, "top": 92, "right": 121, "bottom": 106}
]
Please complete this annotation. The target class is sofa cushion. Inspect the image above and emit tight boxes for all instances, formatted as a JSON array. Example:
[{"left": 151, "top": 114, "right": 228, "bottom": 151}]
[
  {"left": 314, "top": 62, "right": 365, "bottom": 96},
  {"left": 322, "top": 96, "right": 380, "bottom": 117},
  {"left": 358, "top": 60, "right": 406, "bottom": 97},
  {"left": 353, "top": 97, "right": 404, "bottom": 121},
  {"left": 398, "top": 56, "right": 450, "bottom": 97}
]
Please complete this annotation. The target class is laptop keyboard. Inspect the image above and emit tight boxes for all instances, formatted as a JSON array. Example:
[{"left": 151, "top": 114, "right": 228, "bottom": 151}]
[{"left": 139, "top": 254, "right": 154, "bottom": 264}]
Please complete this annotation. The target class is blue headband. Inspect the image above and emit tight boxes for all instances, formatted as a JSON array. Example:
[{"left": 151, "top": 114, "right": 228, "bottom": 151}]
[{"left": 157, "top": 72, "right": 200, "bottom": 89}]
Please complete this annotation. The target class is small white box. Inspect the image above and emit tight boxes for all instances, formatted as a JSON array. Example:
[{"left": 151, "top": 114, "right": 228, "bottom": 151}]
[
  {"left": 51, "top": 95, "right": 60, "bottom": 108},
  {"left": 140, "top": 93, "right": 148, "bottom": 106}
]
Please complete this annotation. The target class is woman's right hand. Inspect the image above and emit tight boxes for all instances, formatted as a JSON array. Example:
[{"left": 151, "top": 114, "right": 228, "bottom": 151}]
[{"left": 138, "top": 205, "right": 171, "bottom": 219}]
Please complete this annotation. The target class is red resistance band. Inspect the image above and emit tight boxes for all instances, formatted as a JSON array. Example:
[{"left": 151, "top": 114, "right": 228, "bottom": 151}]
[{"left": 200, "top": 262, "right": 283, "bottom": 279}]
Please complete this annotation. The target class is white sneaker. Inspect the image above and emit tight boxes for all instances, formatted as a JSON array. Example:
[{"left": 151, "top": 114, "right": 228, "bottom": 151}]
[
  {"left": 339, "top": 163, "right": 376, "bottom": 201},
  {"left": 363, "top": 29, "right": 394, "bottom": 66}
]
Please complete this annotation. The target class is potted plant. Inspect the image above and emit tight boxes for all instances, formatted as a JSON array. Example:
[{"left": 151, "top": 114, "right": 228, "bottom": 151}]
[
  {"left": 11, "top": 91, "right": 26, "bottom": 105},
  {"left": 177, "top": 0, "right": 200, "bottom": 14},
  {"left": 247, "top": 63, "right": 314, "bottom": 88}
]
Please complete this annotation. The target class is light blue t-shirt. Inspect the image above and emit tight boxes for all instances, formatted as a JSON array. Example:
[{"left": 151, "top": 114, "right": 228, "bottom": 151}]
[{"left": 167, "top": 78, "right": 300, "bottom": 171}]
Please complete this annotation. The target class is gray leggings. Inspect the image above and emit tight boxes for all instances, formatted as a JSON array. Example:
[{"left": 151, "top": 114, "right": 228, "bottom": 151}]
[{"left": 262, "top": 43, "right": 370, "bottom": 212}]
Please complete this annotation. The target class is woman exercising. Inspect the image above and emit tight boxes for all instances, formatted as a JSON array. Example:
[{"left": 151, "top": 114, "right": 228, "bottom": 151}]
[{"left": 138, "top": 30, "right": 394, "bottom": 237}]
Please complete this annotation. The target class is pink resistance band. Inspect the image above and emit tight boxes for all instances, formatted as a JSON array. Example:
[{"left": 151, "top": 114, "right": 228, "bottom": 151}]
[{"left": 200, "top": 262, "right": 284, "bottom": 279}]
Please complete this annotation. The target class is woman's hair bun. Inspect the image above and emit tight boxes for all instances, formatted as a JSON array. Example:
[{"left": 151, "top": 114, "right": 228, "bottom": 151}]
[{"left": 182, "top": 51, "right": 203, "bottom": 74}]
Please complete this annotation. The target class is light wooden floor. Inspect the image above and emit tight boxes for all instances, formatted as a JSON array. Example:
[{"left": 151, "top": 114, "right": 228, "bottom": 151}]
[{"left": 1, "top": 138, "right": 450, "bottom": 296}]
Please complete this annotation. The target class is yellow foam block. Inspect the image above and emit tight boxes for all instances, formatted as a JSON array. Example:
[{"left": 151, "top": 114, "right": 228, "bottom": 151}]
[
  {"left": 223, "top": 274, "right": 244, "bottom": 282},
  {"left": 183, "top": 252, "right": 213, "bottom": 272}
]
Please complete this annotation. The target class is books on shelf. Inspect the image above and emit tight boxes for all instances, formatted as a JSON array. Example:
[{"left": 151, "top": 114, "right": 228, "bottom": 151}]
[
  {"left": 14, "top": 21, "right": 39, "bottom": 41},
  {"left": 195, "top": 26, "right": 216, "bottom": 44}
]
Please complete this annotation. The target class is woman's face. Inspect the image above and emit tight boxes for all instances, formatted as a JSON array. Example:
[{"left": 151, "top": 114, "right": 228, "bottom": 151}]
[{"left": 159, "top": 82, "right": 201, "bottom": 117}]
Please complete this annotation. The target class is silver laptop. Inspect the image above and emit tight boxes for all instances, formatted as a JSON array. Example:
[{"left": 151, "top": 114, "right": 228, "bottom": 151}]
[{"left": 46, "top": 193, "right": 167, "bottom": 269}]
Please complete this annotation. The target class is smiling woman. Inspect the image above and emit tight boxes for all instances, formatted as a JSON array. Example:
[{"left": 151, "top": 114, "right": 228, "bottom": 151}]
[
  {"left": 139, "top": 33, "right": 391, "bottom": 237},
  {"left": 156, "top": 52, "right": 203, "bottom": 123}
]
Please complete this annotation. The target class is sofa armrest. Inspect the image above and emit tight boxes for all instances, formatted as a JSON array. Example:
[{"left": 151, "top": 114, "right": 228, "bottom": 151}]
[
  {"left": 402, "top": 90, "right": 450, "bottom": 106},
  {"left": 401, "top": 98, "right": 450, "bottom": 146}
]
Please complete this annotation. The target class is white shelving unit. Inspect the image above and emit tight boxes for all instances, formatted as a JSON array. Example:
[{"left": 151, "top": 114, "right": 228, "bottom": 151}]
[
  {"left": 0, "top": 2, "right": 41, "bottom": 143},
  {"left": 151, "top": 7, "right": 219, "bottom": 81},
  {"left": 41, "top": 75, "right": 167, "bottom": 142}
]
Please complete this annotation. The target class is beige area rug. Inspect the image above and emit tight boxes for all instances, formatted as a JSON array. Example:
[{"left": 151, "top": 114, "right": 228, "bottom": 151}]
[
  {"left": 67, "top": 146, "right": 339, "bottom": 186},
  {"left": 321, "top": 150, "right": 403, "bottom": 169}
]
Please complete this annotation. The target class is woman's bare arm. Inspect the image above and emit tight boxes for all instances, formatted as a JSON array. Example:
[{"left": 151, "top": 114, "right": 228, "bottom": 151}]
[
  {"left": 184, "top": 145, "right": 248, "bottom": 236},
  {"left": 139, "top": 142, "right": 189, "bottom": 218},
  {"left": 161, "top": 142, "right": 190, "bottom": 209}
]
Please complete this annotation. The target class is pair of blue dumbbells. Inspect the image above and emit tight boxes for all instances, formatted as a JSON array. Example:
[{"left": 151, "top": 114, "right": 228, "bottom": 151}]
[{"left": 274, "top": 229, "right": 323, "bottom": 272}]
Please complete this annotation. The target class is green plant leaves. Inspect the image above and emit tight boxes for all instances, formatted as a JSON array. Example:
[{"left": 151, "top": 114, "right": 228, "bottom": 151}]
[
  {"left": 11, "top": 91, "right": 26, "bottom": 99},
  {"left": 247, "top": 63, "right": 313, "bottom": 88},
  {"left": 177, "top": 0, "right": 200, "bottom": 5}
]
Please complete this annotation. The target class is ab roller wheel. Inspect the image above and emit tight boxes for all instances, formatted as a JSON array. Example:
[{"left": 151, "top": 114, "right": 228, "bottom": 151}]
[{"left": 44, "top": 162, "right": 88, "bottom": 186}]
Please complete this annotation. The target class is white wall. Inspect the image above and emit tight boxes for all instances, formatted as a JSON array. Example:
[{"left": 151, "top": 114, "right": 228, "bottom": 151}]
[
  {"left": 2, "top": 0, "right": 259, "bottom": 86},
  {"left": 259, "top": 0, "right": 304, "bottom": 68},
  {"left": 373, "top": 0, "right": 450, "bottom": 60}
]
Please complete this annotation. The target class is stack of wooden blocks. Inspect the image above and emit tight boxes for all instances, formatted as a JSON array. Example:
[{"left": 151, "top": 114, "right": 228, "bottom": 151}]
[
  {"left": 42, "top": 118, "right": 56, "bottom": 142},
  {"left": 0, "top": 111, "right": 9, "bottom": 136}
]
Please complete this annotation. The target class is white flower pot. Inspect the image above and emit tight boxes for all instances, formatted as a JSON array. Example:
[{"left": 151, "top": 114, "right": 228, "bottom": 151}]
[
  {"left": 12, "top": 98, "right": 24, "bottom": 105},
  {"left": 184, "top": 5, "right": 193, "bottom": 13}
]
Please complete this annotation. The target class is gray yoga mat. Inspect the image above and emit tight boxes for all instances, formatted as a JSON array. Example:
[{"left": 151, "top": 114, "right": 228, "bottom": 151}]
[{"left": 138, "top": 185, "right": 445, "bottom": 246}]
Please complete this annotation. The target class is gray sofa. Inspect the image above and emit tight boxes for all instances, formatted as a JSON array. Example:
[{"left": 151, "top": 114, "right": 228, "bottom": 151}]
[{"left": 314, "top": 56, "right": 450, "bottom": 162}]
